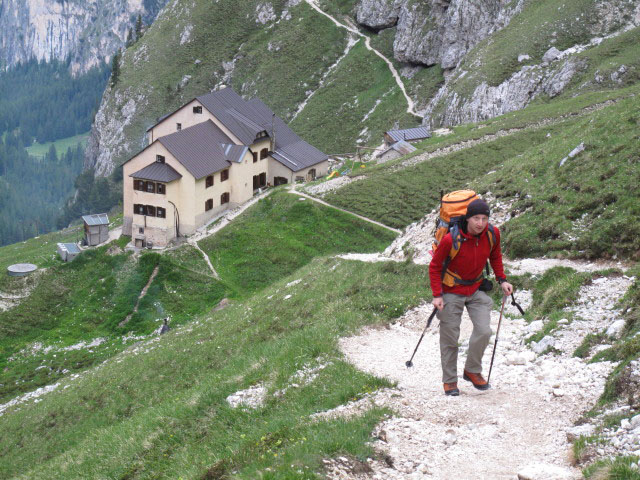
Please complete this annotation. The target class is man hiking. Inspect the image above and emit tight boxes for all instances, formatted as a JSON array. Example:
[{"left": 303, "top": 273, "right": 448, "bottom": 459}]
[{"left": 429, "top": 198, "right": 513, "bottom": 396}]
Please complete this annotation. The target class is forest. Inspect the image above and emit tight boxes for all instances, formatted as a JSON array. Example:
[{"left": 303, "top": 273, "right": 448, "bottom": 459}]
[
  {"left": 0, "top": 134, "right": 84, "bottom": 245},
  {"left": 0, "top": 59, "right": 112, "bottom": 246},
  {"left": 0, "top": 58, "right": 110, "bottom": 145}
]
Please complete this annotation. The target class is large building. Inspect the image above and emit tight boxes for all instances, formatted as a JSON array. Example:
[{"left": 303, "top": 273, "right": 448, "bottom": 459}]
[{"left": 122, "top": 87, "right": 329, "bottom": 247}]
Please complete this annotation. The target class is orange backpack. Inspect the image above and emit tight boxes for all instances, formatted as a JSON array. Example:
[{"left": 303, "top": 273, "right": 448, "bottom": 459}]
[{"left": 432, "top": 190, "right": 496, "bottom": 287}]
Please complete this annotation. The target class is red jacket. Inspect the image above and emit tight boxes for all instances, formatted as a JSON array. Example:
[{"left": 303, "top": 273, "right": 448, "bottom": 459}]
[{"left": 429, "top": 224, "right": 507, "bottom": 297}]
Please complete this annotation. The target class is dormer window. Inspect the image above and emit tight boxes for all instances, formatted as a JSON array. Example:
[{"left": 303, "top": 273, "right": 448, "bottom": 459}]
[
  {"left": 260, "top": 148, "right": 269, "bottom": 160},
  {"left": 193, "top": 105, "right": 202, "bottom": 114},
  {"left": 177, "top": 123, "right": 182, "bottom": 131},
  {"left": 156, "top": 155, "right": 165, "bottom": 163}
]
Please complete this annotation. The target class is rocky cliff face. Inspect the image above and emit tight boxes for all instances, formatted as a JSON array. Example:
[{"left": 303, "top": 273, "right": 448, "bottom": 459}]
[
  {"left": 356, "top": 0, "right": 524, "bottom": 69},
  {"left": 0, "top": 0, "right": 168, "bottom": 73}
]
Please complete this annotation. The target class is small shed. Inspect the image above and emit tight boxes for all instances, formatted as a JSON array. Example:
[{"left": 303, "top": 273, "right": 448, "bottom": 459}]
[
  {"left": 376, "top": 140, "right": 417, "bottom": 163},
  {"left": 383, "top": 127, "right": 431, "bottom": 146},
  {"left": 57, "top": 243, "right": 81, "bottom": 262},
  {"left": 82, "top": 214, "right": 110, "bottom": 246}
]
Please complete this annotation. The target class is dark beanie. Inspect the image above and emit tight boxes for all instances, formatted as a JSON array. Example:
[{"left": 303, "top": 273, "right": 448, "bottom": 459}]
[{"left": 466, "top": 199, "right": 490, "bottom": 219}]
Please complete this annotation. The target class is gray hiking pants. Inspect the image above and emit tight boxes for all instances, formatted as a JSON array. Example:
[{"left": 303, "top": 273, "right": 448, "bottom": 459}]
[{"left": 437, "top": 290, "right": 494, "bottom": 384}]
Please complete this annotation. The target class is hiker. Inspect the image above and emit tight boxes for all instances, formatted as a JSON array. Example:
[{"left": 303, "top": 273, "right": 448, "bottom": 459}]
[{"left": 429, "top": 198, "right": 513, "bottom": 396}]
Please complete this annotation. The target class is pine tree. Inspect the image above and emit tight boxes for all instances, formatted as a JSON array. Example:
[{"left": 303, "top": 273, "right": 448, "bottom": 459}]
[
  {"left": 135, "top": 14, "right": 143, "bottom": 41},
  {"left": 110, "top": 50, "right": 121, "bottom": 88}
]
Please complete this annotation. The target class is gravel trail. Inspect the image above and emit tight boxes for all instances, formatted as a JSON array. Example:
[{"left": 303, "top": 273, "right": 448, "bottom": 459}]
[{"left": 322, "top": 266, "right": 633, "bottom": 479}]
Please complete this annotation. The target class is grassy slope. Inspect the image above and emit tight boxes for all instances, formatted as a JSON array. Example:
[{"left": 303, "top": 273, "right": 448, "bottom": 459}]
[
  {"left": 325, "top": 83, "right": 640, "bottom": 259},
  {"left": 0, "top": 258, "right": 427, "bottom": 479},
  {"left": 199, "top": 190, "right": 397, "bottom": 295},
  {"left": 0, "top": 189, "right": 395, "bottom": 403}
]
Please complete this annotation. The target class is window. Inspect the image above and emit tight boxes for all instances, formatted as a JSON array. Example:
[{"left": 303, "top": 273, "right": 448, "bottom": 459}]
[
  {"left": 176, "top": 123, "right": 182, "bottom": 131},
  {"left": 156, "top": 155, "right": 165, "bottom": 163},
  {"left": 295, "top": 176, "right": 304, "bottom": 183},
  {"left": 133, "top": 179, "right": 144, "bottom": 191},
  {"left": 146, "top": 205, "right": 156, "bottom": 217},
  {"left": 134, "top": 204, "right": 145, "bottom": 215},
  {"left": 206, "top": 175, "right": 214, "bottom": 188},
  {"left": 156, "top": 207, "right": 166, "bottom": 218},
  {"left": 193, "top": 105, "right": 202, "bottom": 114},
  {"left": 260, "top": 148, "right": 269, "bottom": 160},
  {"left": 221, "top": 192, "right": 230, "bottom": 204},
  {"left": 221, "top": 169, "right": 229, "bottom": 182},
  {"left": 252, "top": 151, "right": 258, "bottom": 163},
  {"left": 157, "top": 183, "right": 166, "bottom": 195},
  {"left": 145, "top": 181, "right": 156, "bottom": 193},
  {"left": 139, "top": 227, "right": 144, "bottom": 234},
  {"left": 205, "top": 199, "right": 213, "bottom": 211}
]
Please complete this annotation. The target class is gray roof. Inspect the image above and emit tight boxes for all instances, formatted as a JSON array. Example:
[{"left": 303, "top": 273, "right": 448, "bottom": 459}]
[
  {"left": 138, "top": 87, "right": 327, "bottom": 174},
  {"left": 158, "top": 120, "right": 234, "bottom": 179},
  {"left": 385, "top": 127, "right": 431, "bottom": 143},
  {"left": 377, "top": 140, "right": 417, "bottom": 158},
  {"left": 197, "top": 88, "right": 268, "bottom": 145},
  {"left": 130, "top": 162, "right": 182, "bottom": 183},
  {"left": 246, "top": 96, "right": 328, "bottom": 172},
  {"left": 58, "top": 243, "right": 81, "bottom": 254},
  {"left": 82, "top": 213, "right": 109, "bottom": 226},
  {"left": 196, "top": 88, "right": 328, "bottom": 171}
]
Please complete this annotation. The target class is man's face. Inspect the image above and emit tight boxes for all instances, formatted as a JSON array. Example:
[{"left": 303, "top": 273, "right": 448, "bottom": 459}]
[{"left": 467, "top": 214, "right": 489, "bottom": 235}]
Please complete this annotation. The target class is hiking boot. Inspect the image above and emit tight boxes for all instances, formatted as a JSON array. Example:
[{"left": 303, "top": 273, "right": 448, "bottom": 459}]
[
  {"left": 443, "top": 382, "right": 460, "bottom": 396},
  {"left": 463, "top": 370, "right": 490, "bottom": 390}
]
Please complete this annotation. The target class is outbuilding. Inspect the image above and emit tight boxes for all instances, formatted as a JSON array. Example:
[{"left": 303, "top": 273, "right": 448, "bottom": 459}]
[
  {"left": 383, "top": 127, "right": 431, "bottom": 147},
  {"left": 376, "top": 140, "right": 417, "bottom": 163},
  {"left": 82, "top": 214, "right": 110, "bottom": 246},
  {"left": 57, "top": 243, "right": 81, "bottom": 262}
]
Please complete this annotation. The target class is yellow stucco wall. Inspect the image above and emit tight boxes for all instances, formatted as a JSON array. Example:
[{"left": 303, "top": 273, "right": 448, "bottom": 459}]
[{"left": 148, "top": 99, "right": 243, "bottom": 145}]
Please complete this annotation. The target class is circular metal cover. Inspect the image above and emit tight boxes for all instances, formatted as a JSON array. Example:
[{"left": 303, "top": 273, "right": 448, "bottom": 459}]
[{"left": 7, "top": 263, "right": 38, "bottom": 276}]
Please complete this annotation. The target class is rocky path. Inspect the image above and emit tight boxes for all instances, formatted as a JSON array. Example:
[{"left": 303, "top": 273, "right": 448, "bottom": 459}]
[
  {"left": 316, "top": 195, "right": 635, "bottom": 479},
  {"left": 322, "top": 265, "right": 632, "bottom": 480}
]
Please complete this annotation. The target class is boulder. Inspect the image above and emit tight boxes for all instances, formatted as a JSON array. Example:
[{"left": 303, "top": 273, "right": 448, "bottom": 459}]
[{"left": 542, "top": 47, "right": 562, "bottom": 63}]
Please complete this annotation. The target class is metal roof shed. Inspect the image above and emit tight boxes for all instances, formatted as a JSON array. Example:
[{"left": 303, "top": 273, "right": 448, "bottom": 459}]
[
  {"left": 384, "top": 127, "right": 431, "bottom": 146},
  {"left": 57, "top": 243, "right": 81, "bottom": 262},
  {"left": 82, "top": 214, "right": 110, "bottom": 246}
]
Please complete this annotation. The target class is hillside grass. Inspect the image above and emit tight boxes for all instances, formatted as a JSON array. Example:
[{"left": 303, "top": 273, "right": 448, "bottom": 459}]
[
  {"left": 198, "top": 190, "right": 397, "bottom": 296},
  {"left": 290, "top": 38, "right": 421, "bottom": 153},
  {"left": 324, "top": 87, "right": 640, "bottom": 259},
  {"left": 0, "top": 244, "right": 228, "bottom": 403},
  {"left": 0, "top": 189, "right": 396, "bottom": 404},
  {"left": 0, "top": 258, "right": 428, "bottom": 479}
]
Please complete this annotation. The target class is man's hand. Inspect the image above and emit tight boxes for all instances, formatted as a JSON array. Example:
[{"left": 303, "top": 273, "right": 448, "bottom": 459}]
[
  {"left": 432, "top": 296, "right": 444, "bottom": 311},
  {"left": 501, "top": 281, "right": 513, "bottom": 296}
]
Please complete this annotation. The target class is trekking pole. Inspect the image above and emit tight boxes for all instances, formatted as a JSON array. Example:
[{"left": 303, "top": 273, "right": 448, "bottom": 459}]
[
  {"left": 510, "top": 292, "right": 525, "bottom": 316},
  {"left": 405, "top": 307, "right": 438, "bottom": 368},
  {"left": 487, "top": 295, "right": 507, "bottom": 383}
]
